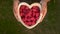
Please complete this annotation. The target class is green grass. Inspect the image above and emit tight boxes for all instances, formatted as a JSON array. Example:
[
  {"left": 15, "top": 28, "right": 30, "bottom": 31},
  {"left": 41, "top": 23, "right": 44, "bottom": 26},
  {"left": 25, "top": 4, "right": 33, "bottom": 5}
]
[{"left": 0, "top": 0, "right": 60, "bottom": 34}]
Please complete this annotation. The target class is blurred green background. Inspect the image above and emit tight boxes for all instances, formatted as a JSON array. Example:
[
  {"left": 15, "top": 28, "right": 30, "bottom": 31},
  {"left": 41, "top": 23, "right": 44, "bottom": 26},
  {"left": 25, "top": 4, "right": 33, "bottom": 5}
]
[{"left": 0, "top": 0, "right": 60, "bottom": 34}]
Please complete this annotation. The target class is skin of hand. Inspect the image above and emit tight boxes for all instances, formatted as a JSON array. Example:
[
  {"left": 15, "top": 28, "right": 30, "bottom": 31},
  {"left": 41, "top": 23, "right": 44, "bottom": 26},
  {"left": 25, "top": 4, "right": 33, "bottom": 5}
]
[
  {"left": 13, "top": 0, "right": 20, "bottom": 21},
  {"left": 13, "top": 0, "right": 50, "bottom": 22},
  {"left": 40, "top": 0, "right": 50, "bottom": 22}
]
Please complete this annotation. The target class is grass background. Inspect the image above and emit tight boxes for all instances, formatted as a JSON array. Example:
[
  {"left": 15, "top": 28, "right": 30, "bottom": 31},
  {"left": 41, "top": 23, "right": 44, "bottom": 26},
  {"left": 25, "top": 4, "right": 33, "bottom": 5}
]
[{"left": 0, "top": 0, "right": 60, "bottom": 34}]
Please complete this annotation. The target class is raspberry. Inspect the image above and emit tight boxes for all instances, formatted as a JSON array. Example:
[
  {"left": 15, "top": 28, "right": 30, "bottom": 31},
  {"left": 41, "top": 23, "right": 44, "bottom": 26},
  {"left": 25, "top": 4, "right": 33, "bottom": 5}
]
[{"left": 19, "top": 5, "right": 40, "bottom": 26}]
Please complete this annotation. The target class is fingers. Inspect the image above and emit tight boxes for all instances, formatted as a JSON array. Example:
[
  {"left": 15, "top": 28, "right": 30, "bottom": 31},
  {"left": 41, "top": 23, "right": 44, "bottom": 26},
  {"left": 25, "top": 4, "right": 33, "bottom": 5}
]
[
  {"left": 40, "top": 0, "right": 49, "bottom": 22},
  {"left": 13, "top": 0, "right": 20, "bottom": 21}
]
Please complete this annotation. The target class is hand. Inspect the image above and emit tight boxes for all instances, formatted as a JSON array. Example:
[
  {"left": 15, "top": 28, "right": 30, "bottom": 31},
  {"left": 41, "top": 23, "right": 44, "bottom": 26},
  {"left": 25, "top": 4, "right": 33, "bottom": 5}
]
[
  {"left": 13, "top": 0, "right": 20, "bottom": 21},
  {"left": 41, "top": 0, "right": 50, "bottom": 3},
  {"left": 40, "top": 0, "right": 50, "bottom": 22}
]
